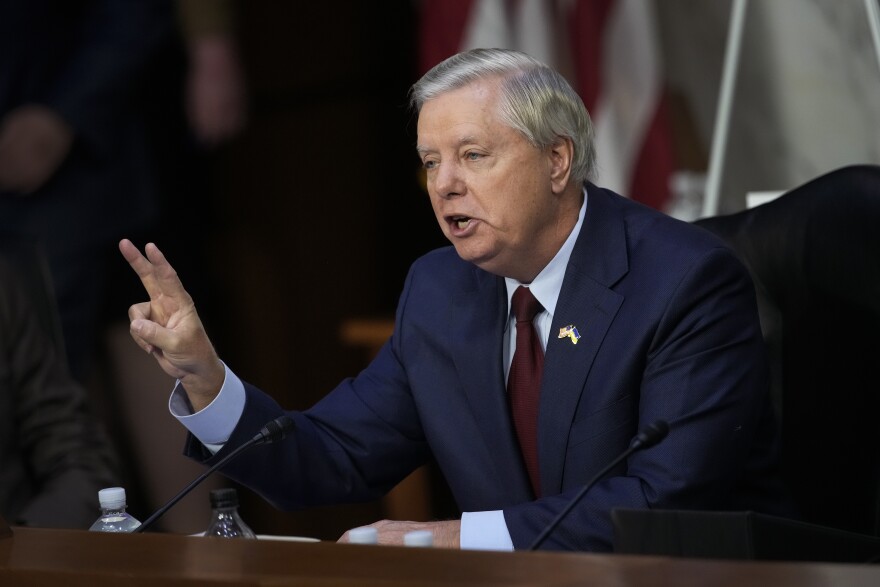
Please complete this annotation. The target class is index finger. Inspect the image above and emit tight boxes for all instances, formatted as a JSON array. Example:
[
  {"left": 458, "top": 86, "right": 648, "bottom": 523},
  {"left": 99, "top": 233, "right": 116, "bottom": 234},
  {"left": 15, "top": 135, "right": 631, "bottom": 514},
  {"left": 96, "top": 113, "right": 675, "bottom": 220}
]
[{"left": 119, "top": 239, "right": 189, "bottom": 302}]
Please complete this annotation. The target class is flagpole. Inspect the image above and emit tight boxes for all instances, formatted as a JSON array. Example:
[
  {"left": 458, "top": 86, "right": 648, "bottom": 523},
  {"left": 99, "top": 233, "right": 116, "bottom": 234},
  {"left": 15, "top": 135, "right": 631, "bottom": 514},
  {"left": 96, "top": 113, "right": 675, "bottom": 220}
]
[
  {"left": 867, "top": 0, "right": 880, "bottom": 77},
  {"left": 702, "top": 0, "right": 749, "bottom": 219}
]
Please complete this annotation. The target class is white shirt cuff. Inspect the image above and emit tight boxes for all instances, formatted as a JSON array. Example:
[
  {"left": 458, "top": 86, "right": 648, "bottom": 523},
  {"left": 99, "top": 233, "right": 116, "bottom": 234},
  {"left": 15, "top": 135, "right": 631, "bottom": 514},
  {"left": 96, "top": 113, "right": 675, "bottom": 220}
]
[
  {"left": 460, "top": 510, "right": 514, "bottom": 551},
  {"left": 168, "top": 362, "right": 246, "bottom": 448}
]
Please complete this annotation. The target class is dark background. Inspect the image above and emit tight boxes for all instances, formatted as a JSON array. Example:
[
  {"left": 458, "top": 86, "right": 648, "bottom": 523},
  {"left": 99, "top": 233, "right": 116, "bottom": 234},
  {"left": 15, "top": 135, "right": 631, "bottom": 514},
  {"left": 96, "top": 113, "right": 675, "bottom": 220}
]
[{"left": 151, "top": 2, "right": 450, "bottom": 539}]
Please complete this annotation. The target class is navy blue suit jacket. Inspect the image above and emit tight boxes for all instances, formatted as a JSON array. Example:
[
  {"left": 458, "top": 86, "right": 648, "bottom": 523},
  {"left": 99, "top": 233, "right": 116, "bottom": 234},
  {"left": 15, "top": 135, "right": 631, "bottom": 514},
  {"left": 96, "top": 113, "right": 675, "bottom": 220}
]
[{"left": 193, "top": 185, "right": 789, "bottom": 551}]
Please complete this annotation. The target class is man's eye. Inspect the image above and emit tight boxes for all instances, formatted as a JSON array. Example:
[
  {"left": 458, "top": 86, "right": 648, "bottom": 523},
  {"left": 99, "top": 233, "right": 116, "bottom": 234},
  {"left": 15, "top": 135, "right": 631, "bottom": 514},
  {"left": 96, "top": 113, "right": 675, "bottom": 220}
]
[
  {"left": 466, "top": 152, "right": 482, "bottom": 161},
  {"left": 423, "top": 160, "right": 437, "bottom": 170}
]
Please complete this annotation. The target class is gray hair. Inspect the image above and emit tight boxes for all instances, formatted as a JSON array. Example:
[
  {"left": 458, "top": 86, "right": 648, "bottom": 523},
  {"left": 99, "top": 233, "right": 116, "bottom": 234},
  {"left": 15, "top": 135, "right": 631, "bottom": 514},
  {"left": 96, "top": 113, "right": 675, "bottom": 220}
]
[{"left": 409, "top": 48, "right": 595, "bottom": 185}]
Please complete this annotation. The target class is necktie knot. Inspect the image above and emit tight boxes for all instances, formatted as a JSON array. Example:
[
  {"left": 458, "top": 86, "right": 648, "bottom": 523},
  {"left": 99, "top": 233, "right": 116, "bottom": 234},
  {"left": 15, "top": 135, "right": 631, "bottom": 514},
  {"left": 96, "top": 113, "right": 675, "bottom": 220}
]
[{"left": 512, "top": 286, "right": 542, "bottom": 323}]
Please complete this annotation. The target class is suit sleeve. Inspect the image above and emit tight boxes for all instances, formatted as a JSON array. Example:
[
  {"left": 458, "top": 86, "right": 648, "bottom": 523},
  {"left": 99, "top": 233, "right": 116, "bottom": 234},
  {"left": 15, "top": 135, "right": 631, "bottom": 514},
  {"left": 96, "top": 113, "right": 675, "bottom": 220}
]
[{"left": 184, "top": 334, "right": 432, "bottom": 511}]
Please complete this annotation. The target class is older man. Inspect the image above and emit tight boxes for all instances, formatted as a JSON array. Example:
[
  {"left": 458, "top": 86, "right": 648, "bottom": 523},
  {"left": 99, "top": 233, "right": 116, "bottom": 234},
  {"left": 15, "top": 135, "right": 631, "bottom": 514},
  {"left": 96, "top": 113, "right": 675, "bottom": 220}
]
[{"left": 120, "top": 48, "right": 789, "bottom": 551}]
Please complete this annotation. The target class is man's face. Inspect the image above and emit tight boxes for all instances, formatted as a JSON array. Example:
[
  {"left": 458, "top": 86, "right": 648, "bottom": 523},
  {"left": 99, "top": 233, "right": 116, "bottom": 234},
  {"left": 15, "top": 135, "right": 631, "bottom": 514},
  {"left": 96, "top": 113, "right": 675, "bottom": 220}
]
[{"left": 416, "top": 79, "right": 569, "bottom": 282}]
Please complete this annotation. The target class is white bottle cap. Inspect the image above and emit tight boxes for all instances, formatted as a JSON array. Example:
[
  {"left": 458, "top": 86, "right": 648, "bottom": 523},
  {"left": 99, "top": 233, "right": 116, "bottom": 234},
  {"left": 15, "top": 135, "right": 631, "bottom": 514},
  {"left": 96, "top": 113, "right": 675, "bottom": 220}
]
[
  {"left": 348, "top": 526, "right": 378, "bottom": 544},
  {"left": 98, "top": 487, "right": 126, "bottom": 509},
  {"left": 403, "top": 529, "right": 433, "bottom": 547}
]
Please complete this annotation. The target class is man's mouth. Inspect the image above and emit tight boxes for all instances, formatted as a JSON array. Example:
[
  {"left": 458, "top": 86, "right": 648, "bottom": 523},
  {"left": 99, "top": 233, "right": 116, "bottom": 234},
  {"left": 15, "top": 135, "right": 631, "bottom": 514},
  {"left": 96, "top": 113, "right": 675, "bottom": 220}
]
[{"left": 452, "top": 216, "right": 471, "bottom": 229}]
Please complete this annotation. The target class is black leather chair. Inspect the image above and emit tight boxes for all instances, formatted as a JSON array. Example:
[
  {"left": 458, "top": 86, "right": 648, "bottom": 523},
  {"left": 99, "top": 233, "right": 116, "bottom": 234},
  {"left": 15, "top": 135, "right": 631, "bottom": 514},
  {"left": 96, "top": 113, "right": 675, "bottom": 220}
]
[{"left": 694, "top": 164, "right": 880, "bottom": 537}]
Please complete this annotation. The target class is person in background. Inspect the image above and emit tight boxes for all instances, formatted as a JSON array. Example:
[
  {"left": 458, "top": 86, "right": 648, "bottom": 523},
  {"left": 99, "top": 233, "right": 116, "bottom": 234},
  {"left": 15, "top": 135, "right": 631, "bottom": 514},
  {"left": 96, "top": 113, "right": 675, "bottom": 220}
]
[
  {"left": 0, "top": 0, "right": 247, "bottom": 532},
  {"left": 0, "top": 0, "right": 247, "bottom": 385},
  {"left": 0, "top": 0, "right": 179, "bottom": 383},
  {"left": 177, "top": 0, "right": 248, "bottom": 148},
  {"left": 119, "top": 48, "right": 791, "bottom": 551},
  {"left": 0, "top": 255, "right": 119, "bottom": 528}
]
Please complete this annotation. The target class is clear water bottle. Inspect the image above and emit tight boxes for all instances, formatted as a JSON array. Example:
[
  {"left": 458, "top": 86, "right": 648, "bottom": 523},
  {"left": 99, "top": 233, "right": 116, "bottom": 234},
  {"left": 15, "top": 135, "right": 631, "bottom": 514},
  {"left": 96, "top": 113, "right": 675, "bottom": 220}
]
[
  {"left": 204, "top": 488, "right": 256, "bottom": 539},
  {"left": 89, "top": 487, "right": 142, "bottom": 533}
]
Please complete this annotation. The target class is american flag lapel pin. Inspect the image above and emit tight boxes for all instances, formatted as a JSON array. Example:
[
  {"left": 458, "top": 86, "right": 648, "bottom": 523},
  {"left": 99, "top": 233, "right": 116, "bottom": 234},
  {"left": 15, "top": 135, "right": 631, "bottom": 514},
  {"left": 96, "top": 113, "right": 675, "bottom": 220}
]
[{"left": 558, "top": 325, "right": 581, "bottom": 345}]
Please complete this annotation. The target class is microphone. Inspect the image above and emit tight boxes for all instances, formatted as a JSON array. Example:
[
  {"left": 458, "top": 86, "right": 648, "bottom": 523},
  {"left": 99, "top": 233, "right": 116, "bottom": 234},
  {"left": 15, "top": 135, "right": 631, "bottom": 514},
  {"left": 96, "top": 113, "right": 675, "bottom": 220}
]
[
  {"left": 133, "top": 415, "right": 295, "bottom": 533},
  {"left": 528, "top": 419, "right": 669, "bottom": 550}
]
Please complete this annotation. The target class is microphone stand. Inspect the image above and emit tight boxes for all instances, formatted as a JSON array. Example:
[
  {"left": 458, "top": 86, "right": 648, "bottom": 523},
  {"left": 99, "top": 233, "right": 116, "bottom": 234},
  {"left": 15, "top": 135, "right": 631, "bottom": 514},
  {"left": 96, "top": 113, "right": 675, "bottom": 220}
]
[
  {"left": 133, "top": 416, "right": 293, "bottom": 533},
  {"left": 528, "top": 420, "right": 669, "bottom": 550}
]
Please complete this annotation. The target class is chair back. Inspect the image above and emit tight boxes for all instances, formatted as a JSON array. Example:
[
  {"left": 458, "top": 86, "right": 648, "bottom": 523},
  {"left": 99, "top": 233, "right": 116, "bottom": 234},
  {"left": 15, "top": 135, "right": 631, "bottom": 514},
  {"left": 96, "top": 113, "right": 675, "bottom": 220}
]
[{"left": 694, "top": 165, "right": 880, "bottom": 537}]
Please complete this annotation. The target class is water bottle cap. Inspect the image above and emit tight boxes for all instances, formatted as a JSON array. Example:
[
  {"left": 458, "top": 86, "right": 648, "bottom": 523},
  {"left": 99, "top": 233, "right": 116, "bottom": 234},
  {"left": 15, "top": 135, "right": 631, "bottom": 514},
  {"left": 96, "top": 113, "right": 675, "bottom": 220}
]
[
  {"left": 348, "top": 526, "right": 378, "bottom": 544},
  {"left": 403, "top": 529, "right": 433, "bottom": 547},
  {"left": 210, "top": 488, "right": 241, "bottom": 509},
  {"left": 98, "top": 487, "right": 126, "bottom": 509}
]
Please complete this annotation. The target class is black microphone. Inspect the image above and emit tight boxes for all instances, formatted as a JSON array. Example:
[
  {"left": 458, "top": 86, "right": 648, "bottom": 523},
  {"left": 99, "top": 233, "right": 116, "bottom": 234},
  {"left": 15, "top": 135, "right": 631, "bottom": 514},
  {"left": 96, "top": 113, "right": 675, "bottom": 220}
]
[
  {"left": 133, "top": 415, "right": 295, "bottom": 533},
  {"left": 528, "top": 419, "right": 670, "bottom": 550}
]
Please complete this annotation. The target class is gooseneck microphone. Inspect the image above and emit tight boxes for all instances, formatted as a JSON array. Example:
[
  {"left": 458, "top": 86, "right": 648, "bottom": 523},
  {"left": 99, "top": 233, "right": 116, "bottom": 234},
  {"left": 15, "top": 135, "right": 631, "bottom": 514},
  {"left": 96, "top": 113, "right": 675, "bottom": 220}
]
[
  {"left": 528, "top": 420, "right": 670, "bottom": 550},
  {"left": 133, "top": 415, "right": 295, "bottom": 533}
]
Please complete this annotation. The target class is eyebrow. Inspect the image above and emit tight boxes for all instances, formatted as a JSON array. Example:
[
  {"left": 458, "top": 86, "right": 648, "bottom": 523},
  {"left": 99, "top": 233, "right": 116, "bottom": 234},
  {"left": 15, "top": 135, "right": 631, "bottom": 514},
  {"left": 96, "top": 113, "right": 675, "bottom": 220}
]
[{"left": 416, "top": 135, "right": 481, "bottom": 156}]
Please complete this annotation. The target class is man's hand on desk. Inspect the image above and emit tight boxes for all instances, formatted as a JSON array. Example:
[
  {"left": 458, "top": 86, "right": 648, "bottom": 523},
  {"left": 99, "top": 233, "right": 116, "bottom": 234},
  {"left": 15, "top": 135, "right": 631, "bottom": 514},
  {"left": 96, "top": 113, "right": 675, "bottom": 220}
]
[{"left": 338, "top": 519, "right": 461, "bottom": 548}]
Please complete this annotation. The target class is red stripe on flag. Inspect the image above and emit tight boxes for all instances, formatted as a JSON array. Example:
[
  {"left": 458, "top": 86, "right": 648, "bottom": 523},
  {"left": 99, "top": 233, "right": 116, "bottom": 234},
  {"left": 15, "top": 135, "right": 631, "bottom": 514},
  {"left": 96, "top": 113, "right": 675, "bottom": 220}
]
[
  {"left": 569, "top": 0, "right": 676, "bottom": 210},
  {"left": 418, "top": 0, "right": 477, "bottom": 74},
  {"left": 628, "top": 92, "right": 676, "bottom": 210},
  {"left": 568, "top": 0, "right": 615, "bottom": 111}
]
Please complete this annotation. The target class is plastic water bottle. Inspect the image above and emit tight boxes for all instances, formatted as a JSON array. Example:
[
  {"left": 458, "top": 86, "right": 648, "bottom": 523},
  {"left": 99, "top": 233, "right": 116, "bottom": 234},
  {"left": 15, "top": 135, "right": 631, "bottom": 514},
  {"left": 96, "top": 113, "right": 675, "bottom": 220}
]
[
  {"left": 204, "top": 488, "right": 256, "bottom": 539},
  {"left": 89, "top": 487, "right": 142, "bottom": 533}
]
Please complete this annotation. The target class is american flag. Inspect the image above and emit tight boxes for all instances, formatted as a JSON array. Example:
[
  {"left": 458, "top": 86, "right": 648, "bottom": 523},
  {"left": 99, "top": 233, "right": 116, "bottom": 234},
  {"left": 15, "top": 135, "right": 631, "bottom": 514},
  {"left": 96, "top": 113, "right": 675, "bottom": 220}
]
[{"left": 417, "top": 0, "right": 677, "bottom": 212}]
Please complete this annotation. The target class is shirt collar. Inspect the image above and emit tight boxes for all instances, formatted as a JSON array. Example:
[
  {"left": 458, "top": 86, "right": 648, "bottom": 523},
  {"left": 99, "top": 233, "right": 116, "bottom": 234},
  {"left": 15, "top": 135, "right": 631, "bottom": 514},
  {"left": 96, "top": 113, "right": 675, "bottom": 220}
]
[{"left": 505, "top": 186, "right": 588, "bottom": 317}]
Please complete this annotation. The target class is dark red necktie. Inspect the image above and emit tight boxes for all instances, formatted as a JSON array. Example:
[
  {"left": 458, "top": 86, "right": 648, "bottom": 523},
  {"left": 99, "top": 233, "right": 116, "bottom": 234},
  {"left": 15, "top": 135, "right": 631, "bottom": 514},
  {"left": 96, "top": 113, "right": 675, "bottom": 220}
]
[{"left": 508, "top": 286, "right": 544, "bottom": 496}]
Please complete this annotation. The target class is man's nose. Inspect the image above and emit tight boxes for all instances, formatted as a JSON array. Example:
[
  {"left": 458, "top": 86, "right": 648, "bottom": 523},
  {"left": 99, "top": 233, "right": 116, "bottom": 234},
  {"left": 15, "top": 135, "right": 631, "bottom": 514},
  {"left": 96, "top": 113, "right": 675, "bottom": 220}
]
[{"left": 433, "top": 160, "right": 465, "bottom": 199}]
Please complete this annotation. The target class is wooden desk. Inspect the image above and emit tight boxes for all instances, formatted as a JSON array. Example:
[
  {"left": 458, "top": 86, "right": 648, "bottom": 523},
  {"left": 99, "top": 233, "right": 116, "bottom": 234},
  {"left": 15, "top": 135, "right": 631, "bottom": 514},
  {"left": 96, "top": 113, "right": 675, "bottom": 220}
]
[{"left": 2, "top": 527, "right": 879, "bottom": 586}]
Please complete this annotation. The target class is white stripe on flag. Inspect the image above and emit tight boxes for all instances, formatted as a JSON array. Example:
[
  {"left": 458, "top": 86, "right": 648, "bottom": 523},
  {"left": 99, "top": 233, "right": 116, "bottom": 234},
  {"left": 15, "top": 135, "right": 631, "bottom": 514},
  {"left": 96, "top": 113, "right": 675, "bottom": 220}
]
[
  {"left": 592, "top": 0, "right": 663, "bottom": 196},
  {"left": 463, "top": 0, "right": 558, "bottom": 68},
  {"left": 463, "top": 0, "right": 512, "bottom": 49},
  {"left": 513, "top": 0, "right": 558, "bottom": 66}
]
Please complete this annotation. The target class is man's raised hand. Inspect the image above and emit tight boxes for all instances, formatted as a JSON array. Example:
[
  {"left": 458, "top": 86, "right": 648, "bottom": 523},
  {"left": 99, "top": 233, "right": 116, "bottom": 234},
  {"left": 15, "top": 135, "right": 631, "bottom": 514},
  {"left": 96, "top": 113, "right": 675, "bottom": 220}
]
[{"left": 119, "top": 239, "right": 225, "bottom": 411}]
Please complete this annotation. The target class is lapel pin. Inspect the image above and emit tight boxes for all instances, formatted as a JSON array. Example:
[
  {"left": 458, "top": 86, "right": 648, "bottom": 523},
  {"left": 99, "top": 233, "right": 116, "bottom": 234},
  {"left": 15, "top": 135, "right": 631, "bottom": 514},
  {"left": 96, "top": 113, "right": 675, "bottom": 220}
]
[{"left": 558, "top": 325, "right": 581, "bottom": 345}]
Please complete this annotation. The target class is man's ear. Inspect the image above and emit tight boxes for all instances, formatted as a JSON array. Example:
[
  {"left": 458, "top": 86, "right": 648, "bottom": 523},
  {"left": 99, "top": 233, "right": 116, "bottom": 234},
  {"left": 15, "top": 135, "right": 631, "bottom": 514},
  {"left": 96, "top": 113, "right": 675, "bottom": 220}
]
[{"left": 548, "top": 137, "right": 574, "bottom": 194}]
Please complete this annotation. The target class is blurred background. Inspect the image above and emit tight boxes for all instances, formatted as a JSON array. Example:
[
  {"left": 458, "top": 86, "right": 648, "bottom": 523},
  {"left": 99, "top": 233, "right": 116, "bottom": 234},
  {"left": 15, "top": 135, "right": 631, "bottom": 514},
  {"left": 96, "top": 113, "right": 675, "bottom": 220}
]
[{"left": 2, "top": 0, "right": 878, "bottom": 540}]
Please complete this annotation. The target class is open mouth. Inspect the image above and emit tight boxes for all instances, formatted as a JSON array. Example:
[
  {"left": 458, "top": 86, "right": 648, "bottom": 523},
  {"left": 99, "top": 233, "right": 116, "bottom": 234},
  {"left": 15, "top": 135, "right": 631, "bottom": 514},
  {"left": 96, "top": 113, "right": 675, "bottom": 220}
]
[{"left": 451, "top": 216, "right": 471, "bottom": 229}]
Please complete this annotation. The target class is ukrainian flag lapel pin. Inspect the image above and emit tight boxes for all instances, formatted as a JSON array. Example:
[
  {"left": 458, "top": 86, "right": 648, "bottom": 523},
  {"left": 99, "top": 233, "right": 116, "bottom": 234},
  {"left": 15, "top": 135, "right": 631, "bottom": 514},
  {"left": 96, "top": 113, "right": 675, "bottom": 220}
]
[{"left": 558, "top": 325, "right": 581, "bottom": 345}]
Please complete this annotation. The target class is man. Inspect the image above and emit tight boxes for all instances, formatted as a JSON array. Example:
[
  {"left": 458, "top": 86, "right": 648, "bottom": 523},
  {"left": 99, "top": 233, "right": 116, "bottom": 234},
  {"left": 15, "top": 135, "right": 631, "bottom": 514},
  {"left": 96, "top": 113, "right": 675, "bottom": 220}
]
[
  {"left": 120, "top": 48, "right": 789, "bottom": 551},
  {"left": 0, "top": 255, "right": 119, "bottom": 528}
]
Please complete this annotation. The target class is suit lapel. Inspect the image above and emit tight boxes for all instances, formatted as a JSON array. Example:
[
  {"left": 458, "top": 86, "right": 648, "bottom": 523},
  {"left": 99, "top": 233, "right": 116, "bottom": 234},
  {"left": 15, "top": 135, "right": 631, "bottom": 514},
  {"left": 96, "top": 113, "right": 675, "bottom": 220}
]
[
  {"left": 538, "top": 186, "right": 629, "bottom": 495},
  {"left": 451, "top": 269, "right": 534, "bottom": 499}
]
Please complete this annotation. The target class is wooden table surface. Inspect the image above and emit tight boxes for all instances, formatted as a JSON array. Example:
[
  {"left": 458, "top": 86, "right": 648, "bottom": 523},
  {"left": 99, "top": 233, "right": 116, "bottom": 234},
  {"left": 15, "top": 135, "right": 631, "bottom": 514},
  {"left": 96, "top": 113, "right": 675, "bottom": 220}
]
[{"left": 2, "top": 526, "right": 879, "bottom": 586}]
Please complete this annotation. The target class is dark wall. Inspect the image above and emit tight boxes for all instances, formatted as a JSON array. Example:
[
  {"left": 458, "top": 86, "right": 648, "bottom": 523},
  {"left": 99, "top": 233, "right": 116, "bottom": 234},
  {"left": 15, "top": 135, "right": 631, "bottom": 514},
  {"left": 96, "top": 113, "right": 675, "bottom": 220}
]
[{"left": 191, "top": 2, "right": 447, "bottom": 539}]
